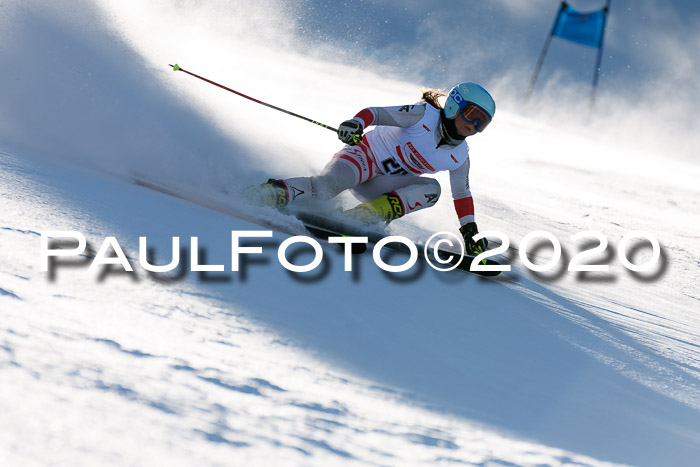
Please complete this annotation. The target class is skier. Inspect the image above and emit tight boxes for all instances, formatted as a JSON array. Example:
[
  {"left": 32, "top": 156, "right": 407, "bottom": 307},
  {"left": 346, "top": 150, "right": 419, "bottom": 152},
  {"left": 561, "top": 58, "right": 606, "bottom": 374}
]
[{"left": 252, "top": 82, "right": 495, "bottom": 256}]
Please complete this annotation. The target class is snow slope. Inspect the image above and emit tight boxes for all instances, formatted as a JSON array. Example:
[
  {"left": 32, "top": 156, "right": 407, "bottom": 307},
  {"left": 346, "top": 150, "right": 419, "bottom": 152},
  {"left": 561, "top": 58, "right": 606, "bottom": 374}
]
[{"left": 2, "top": 1, "right": 699, "bottom": 466}]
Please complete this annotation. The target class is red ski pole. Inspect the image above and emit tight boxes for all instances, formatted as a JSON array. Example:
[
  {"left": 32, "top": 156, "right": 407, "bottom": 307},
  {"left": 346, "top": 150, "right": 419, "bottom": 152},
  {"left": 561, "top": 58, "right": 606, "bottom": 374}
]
[{"left": 169, "top": 64, "right": 341, "bottom": 134}]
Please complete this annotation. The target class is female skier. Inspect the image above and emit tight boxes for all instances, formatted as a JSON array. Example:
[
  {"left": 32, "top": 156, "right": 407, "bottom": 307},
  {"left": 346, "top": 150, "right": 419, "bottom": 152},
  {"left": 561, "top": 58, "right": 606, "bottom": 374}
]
[{"left": 253, "top": 82, "right": 495, "bottom": 256}]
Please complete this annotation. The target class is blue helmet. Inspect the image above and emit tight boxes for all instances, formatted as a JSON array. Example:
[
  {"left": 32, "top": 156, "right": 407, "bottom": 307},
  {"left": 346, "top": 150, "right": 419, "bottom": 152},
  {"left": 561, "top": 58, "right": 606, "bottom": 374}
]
[{"left": 443, "top": 82, "right": 495, "bottom": 132}]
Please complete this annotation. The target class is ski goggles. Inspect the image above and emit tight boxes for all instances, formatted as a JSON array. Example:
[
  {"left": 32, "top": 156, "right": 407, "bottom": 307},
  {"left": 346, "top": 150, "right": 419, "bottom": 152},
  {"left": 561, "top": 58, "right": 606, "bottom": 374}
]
[{"left": 459, "top": 104, "right": 492, "bottom": 132}]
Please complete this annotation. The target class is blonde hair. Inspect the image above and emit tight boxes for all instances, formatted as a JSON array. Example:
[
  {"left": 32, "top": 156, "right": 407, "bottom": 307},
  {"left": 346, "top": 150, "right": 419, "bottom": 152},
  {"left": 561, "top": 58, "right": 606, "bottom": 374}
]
[{"left": 421, "top": 89, "right": 445, "bottom": 109}]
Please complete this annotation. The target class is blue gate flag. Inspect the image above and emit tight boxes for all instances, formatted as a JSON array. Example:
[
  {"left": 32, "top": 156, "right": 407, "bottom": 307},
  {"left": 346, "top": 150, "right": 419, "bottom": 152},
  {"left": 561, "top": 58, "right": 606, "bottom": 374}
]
[{"left": 552, "top": 4, "right": 607, "bottom": 48}]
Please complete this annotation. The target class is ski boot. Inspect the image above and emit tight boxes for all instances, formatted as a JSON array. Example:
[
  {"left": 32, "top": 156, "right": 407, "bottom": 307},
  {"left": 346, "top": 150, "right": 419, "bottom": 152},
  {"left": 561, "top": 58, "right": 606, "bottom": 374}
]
[
  {"left": 249, "top": 179, "right": 289, "bottom": 207},
  {"left": 344, "top": 192, "right": 405, "bottom": 225}
]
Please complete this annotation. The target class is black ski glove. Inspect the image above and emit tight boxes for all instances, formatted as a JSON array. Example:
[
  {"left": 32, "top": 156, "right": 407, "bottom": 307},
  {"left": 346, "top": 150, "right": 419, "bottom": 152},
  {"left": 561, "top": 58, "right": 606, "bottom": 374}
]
[
  {"left": 460, "top": 222, "right": 488, "bottom": 255},
  {"left": 338, "top": 119, "right": 363, "bottom": 146}
]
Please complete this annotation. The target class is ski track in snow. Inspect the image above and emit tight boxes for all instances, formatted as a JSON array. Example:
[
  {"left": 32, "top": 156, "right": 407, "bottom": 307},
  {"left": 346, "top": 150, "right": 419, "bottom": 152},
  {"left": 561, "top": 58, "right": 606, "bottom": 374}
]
[
  {"left": 2, "top": 149, "right": 699, "bottom": 466},
  {"left": 0, "top": 151, "right": 621, "bottom": 467}
]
